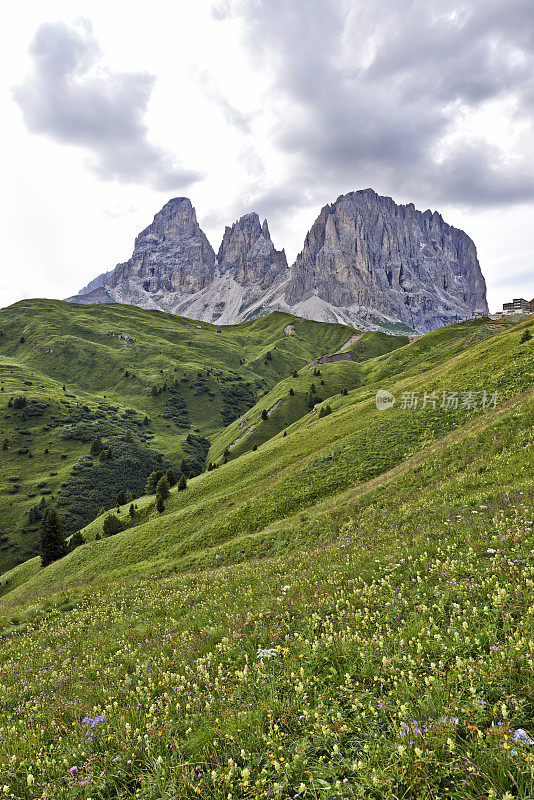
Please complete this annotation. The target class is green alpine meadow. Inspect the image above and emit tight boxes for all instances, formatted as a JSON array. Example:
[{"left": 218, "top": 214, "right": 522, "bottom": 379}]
[{"left": 0, "top": 299, "right": 532, "bottom": 799}]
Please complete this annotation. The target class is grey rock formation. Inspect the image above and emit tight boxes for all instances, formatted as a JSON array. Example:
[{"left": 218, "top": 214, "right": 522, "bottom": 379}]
[
  {"left": 70, "top": 190, "right": 488, "bottom": 333},
  {"left": 77, "top": 269, "right": 113, "bottom": 296},
  {"left": 108, "top": 197, "right": 216, "bottom": 297},
  {"left": 284, "top": 189, "right": 488, "bottom": 332},
  {"left": 218, "top": 213, "right": 287, "bottom": 289}
]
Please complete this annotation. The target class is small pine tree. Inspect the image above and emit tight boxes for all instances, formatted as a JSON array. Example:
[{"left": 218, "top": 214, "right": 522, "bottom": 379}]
[
  {"left": 40, "top": 507, "right": 68, "bottom": 567},
  {"left": 129, "top": 503, "right": 135, "bottom": 517},
  {"left": 166, "top": 469, "right": 177, "bottom": 487},
  {"left": 156, "top": 495, "right": 165, "bottom": 513},
  {"left": 90, "top": 436, "right": 103, "bottom": 456},
  {"left": 2, "top": 438, "right": 7, "bottom": 451},
  {"left": 68, "top": 531, "right": 86, "bottom": 552},
  {"left": 520, "top": 329, "right": 532, "bottom": 343},
  {"left": 292, "top": 370, "right": 298, "bottom": 378},
  {"left": 99, "top": 446, "right": 113, "bottom": 462},
  {"left": 283, "top": 430, "right": 287, "bottom": 437},
  {"left": 103, "top": 514, "right": 123, "bottom": 537},
  {"left": 116, "top": 490, "right": 127, "bottom": 506},
  {"left": 252, "top": 444, "right": 257, "bottom": 451},
  {"left": 289, "top": 388, "right": 294, "bottom": 396},
  {"left": 156, "top": 476, "right": 170, "bottom": 500},
  {"left": 310, "top": 383, "right": 316, "bottom": 394},
  {"left": 19, "top": 335, "right": 25, "bottom": 344},
  {"left": 261, "top": 409, "right": 268, "bottom": 421},
  {"left": 145, "top": 470, "right": 164, "bottom": 494},
  {"left": 265, "top": 350, "right": 272, "bottom": 361},
  {"left": 177, "top": 475, "right": 187, "bottom": 491}
]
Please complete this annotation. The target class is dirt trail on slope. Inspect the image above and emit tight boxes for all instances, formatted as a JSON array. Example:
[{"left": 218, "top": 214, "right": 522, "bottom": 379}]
[
  {"left": 229, "top": 399, "right": 284, "bottom": 449},
  {"left": 335, "top": 333, "right": 364, "bottom": 353}
]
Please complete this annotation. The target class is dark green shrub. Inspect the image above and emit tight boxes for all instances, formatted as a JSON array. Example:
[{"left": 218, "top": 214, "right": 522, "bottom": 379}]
[
  {"left": 177, "top": 475, "right": 187, "bottom": 491},
  {"left": 156, "top": 495, "right": 165, "bottom": 513},
  {"left": 68, "top": 531, "right": 85, "bottom": 552},
  {"left": 103, "top": 514, "right": 123, "bottom": 537}
]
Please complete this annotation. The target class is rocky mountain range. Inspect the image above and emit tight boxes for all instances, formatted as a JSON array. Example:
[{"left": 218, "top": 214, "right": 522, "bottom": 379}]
[{"left": 69, "top": 189, "right": 488, "bottom": 332}]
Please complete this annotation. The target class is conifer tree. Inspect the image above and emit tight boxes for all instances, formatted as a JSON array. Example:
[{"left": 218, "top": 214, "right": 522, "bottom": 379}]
[
  {"left": 156, "top": 495, "right": 165, "bottom": 513},
  {"left": 177, "top": 475, "right": 187, "bottom": 491},
  {"left": 40, "top": 507, "right": 68, "bottom": 567},
  {"left": 166, "top": 469, "right": 177, "bottom": 487},
  {"left": 261, "top": 409, "right": 268, "bottom": 421},
  {"left": 145, "top": 470, "right": 164, "bottom": 494},
  {"left": 156, "top": 476, "right": 170, "bottom": 500},
  {"left": 90, "top": 436, "right": 103, "bottom": 456}
]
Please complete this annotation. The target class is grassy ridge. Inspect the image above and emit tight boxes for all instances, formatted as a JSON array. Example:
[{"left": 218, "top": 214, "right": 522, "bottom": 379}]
[
  {"left": 1, "top": 315, "right": 531, "bottom": 605},
  {"left": 0, "top": 301, "right": 358, "bottom": 571}
]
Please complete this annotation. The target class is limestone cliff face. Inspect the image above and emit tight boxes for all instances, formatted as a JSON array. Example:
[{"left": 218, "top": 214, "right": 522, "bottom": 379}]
[
  {"left": 217, "top": 213, "right": 288, "bottom": 289},
  {"left": 107, "top": 197, "right": 216, "bottom": 297},
  {"left": 70, "top": 190, "right": 488, "bottom": 333},
  {"left": 284, "top": 189, "right": 488, "bottom": 331}
]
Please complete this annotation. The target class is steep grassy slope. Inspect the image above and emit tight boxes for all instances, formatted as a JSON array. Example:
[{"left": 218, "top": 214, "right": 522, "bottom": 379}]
[
  {"left": 0, "top": 300, "right": 361, "bottom": 571},
  {"left": 0, "top": 319, "right": 532, "bottom": 800},
  {"left": 2, "top": 315, "right": 531, "bottom": 602},
  {"left": 207, "top": 318, "right": 516, "bottom": 462}
]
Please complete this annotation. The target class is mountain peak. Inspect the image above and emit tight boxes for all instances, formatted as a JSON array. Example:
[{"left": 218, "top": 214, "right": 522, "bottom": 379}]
[
  {"left": 217, "top": 212, "right": 287, "bottom": 288},
  {"left": 71, "top": 189, "right": 488, "bottom": 332}
]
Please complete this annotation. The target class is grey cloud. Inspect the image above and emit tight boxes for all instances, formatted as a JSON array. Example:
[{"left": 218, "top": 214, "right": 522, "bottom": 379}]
[
  {"left": 14, "top": 20, "right": 202, "bottom": 190},
  {"left": 217, "top": 0, "right": 534, "bottom": 217},
  {"left": 192, "top": 67, "right": 253, "bottom": 133}
]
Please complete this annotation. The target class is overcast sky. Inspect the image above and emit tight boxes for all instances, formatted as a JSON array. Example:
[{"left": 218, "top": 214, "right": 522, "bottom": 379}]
[{"left": 1, "top": 0, "right": 533, "bottom": 311}]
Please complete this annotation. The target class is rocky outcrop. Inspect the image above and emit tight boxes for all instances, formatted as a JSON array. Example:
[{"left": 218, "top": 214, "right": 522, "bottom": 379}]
[
  {"left": 108, "top": 197, "right": 216, "bottom": 298},
  {"left": 218, "top": 213, "right": 288, "bottom": 289},
  {"left": 70, "top": 190, "right": 488, "bottom": 333},
  {"left": 284, "top": 189, "right": 488, "bottom": 331}
]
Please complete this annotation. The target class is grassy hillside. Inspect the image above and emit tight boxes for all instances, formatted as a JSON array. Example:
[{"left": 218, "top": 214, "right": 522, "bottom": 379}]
[
  {"left": 0, "top": 315, "right": 532, "bottom": 799},
  {"left": 2, "top": 314, "right": 531, "bottom": 598},
  {"left": 0, "top": 300, "right": 360, "bottom": 572}
]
